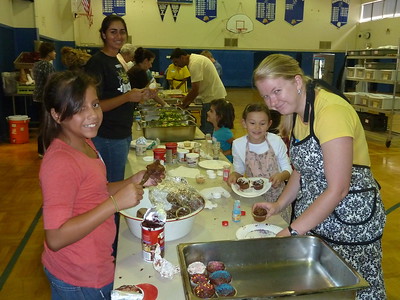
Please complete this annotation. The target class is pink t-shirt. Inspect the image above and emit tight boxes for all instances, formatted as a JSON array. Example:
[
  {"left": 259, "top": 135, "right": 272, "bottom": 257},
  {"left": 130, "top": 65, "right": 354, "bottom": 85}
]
[{"left": 40, "top": 139, "right": 115, "bottom": 288}]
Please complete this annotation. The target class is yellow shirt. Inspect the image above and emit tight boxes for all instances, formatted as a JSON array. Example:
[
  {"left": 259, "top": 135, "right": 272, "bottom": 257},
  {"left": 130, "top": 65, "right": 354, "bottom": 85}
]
[
  {"left": 294, "top": 89, "right": 370, "bottom": 166},
  {"left": 165, "top": 64, "right": 190, "bottom": 93}
]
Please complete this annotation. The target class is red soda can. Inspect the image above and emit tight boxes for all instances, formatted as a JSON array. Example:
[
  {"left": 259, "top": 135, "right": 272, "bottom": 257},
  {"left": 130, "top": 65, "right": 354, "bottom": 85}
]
[{"left": 141, "top": 220, "right": 165, "bottom": 262}]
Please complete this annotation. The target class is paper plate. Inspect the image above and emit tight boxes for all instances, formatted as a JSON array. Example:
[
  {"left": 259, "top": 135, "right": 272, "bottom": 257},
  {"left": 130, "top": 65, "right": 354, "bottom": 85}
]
[
  {"left": 236, "top": 224, "right": 283, "bottom": 239},
  {"left": 231, "top": 177, "right": 271, "bottom": 198},
  {"left": 198, "top": 160, "right": 229, "bottom": 170},
  {"left": 177, "top": 141, "right": 196, "bottom": 149}
]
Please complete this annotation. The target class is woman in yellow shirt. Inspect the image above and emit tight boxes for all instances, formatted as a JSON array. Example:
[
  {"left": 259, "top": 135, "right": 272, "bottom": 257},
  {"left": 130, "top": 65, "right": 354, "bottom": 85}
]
[{"left": 252, "top": 54, "right": 386, "bottom": 300}]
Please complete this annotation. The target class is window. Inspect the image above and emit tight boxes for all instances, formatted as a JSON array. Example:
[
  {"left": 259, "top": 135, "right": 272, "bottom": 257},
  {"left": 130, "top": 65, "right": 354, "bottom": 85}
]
[{"left": 361, "top": 0, "right": 400, "bottom": 22}]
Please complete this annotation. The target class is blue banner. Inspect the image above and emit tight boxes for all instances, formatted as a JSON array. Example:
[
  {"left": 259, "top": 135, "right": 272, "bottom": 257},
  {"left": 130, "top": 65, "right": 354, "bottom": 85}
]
[
  {"left": 256, "top": 0, "right": 276, "bottom": 25},
  {"left": 284, "top": 0, "right": 304, "bottom": 26},
  {"left": 331, "top": 0, "right": 349, "bottom": 28},
  {"left": 103, "top": 0, "right": 126, "bottom": 16},
  {"left": 195, "top": 0, "right": 217, "bottom": 23}
]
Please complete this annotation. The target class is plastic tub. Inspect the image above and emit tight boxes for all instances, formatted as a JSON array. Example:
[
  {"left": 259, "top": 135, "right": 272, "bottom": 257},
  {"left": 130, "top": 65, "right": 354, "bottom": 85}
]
[{"left": 120, "top": 189, "right": 204, "bottom": 241}]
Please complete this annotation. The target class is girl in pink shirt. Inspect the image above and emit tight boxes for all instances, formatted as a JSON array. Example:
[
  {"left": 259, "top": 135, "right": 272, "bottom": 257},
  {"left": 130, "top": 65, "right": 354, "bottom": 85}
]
[{"left": 40, "top": 70, "right": 163, "bottom": 299}]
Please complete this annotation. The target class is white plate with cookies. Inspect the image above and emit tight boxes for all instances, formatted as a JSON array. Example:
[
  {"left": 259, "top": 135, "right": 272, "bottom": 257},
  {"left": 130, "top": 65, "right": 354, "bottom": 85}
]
[{"left": 231, "top": 177, "right": 271, "bottom": 198}]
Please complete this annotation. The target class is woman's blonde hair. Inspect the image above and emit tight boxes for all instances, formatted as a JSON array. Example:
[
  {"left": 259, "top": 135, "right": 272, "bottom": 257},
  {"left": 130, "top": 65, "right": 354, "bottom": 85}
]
[
  {"left": 253, "top": 54, "right": 311, "bottom": 136},
  {"left": 254, "top": 54, "right": 305, "bottom": 82}
]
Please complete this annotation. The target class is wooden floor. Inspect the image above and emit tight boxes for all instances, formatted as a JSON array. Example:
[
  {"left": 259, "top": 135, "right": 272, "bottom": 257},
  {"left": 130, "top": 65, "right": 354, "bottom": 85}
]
[{"left": 0, "top": 88, "right": 399, "bottom": 299}]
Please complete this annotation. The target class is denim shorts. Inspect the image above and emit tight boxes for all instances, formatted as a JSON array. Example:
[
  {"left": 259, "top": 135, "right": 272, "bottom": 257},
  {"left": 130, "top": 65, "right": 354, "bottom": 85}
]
[
  {"left": 92, "top": 135, "right": 132, "bottom": 183},
  {"left": 44, "top": 267, "right": 113, "bottom": 300}
]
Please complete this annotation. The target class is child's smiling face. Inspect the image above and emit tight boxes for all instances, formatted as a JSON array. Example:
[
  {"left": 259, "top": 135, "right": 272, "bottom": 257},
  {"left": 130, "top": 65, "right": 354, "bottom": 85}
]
[
  {"left": 242, "top": 111, "right": 272, "bottom": 144},
  {"left": 55, "top": 86, "right": 103, "bottom": 145}
]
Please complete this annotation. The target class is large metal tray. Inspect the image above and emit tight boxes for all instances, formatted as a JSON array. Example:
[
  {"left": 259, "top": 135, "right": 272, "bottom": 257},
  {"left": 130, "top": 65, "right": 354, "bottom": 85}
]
[
  {"left": 177, "top": 236, "right": 368, "bottom": 299},
  {"left": 140, "top": 106, "right": 194, "bottom": 122},
  {"left": 142, "top": 120, "right": 196, "bottom": 142}
]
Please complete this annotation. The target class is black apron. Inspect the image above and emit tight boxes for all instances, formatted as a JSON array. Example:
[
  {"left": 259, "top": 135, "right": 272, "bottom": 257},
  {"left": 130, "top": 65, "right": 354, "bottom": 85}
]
[{"left": 288, "top": 82, "right": 386, "bottom": 299}]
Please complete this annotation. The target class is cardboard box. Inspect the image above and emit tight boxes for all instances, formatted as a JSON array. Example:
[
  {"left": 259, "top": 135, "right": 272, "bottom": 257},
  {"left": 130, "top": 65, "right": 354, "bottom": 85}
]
[
  {"left": 355, "top": 67, "right": 365, "bottom": 79},
  {"left": 379, "top": 70, "right": 400, "bottom": 82},
  {"left": 364, "top": 69, "right": 380, "bottom": 80},
  {"left": 346, "top": 67, "right": 356, "bottom": 78},
  {"left": 368, "top": 94, "right": 400, "bottom": 110},
  {"left": 343, "top": 92, "right": 358, "bottom": 104},
  {"left": 356, "top": 93, "right": 369, "bottom": 106}
]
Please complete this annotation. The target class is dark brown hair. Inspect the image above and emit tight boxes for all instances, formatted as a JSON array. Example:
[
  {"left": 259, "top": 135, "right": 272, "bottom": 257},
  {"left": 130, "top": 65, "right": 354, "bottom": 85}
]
[
  {"left": 133, "top": 47, "right": 155, "bottom": 64},
  {"left": 38, "top": 42, "right": 55, "bottom": 59},
  {"left": 210, "top": 99, "right": 235, "bottom": 129},
  {"left": 242, "top": 103, "right": 272, "bottom": 122},
  {"left": 99, "top": 15, "right": 128, "bottom": 43},
  {"left": 41, "top": 71, "right": 98, "bottom": 150}
]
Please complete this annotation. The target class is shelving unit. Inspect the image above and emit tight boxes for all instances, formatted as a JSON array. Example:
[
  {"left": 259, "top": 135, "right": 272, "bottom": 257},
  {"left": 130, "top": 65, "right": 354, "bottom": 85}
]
[{"left": 343, "top": 45, "right": 400, "bottom": 148}]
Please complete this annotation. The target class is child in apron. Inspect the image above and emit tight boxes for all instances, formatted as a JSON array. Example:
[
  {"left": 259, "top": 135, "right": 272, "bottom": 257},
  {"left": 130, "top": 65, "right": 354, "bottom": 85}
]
[{"left": 228, "top": 103, "right": 292, "bottom": 223}]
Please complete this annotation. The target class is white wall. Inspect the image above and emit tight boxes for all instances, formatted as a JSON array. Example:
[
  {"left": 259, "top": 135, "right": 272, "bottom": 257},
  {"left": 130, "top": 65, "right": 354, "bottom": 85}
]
[
  {"left": 3, "top": 0, "right": 399, "bottom": 51},
  {"left": 0, "top": 0, "right": 35, "bottom": 28},
  {"left": 357, "top": 18, "right": 400, "bottom": 49},
  {"left": 33, "top": 0, "right": 74, "bottom": 41},
  {"left": 72, "top": 0, "right": 362, "bottom": 51}
]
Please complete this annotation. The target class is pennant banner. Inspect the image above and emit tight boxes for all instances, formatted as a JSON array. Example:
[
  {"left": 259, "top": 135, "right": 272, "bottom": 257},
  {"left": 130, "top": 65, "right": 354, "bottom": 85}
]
[
  {"left": 103, "top": 0, "right": 126, "bottom": 16},
  {"left": 331, "top": 0, "right": 349, "bottom": 28},
  {"left": 195, "top": 0, "right": 217, "bottom": 23},
  {"left": 158, "top": 3, "right": 168, "bottom": 21},
  {"left": 256, "top": 0, "right": 276, "bottom": 25},
  {"left": 284, "top": 0, "right": 304, "bottom": 26},
  {"left": 171, "top": 4, "right": 181, "bottom": 22}
]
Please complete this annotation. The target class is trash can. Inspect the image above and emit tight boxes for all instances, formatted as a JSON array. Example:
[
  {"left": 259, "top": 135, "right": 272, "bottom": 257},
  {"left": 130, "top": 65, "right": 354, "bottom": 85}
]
[{"left": 7, "top": 115, "right": 30, "bottom": 144}]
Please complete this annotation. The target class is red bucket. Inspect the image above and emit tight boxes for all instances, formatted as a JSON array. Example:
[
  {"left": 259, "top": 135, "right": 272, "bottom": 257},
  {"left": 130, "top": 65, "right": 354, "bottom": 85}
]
[{"left": 7, "top": 115, "right": 30, "bottom": 144}]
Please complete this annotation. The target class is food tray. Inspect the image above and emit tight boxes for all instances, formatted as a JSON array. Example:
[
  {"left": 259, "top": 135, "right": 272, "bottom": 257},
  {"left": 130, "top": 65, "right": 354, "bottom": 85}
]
[
  {"left": 140, "top": 107, "right": 194, "bottom": 122},
  {"left": 142, "top": 120, "right": 196, "bottom": 142},
  {"left": 177, "top": 236, "right": 368, "bottom": 299},
  {"left": 13, "top": 52, "right": 39, "bottom": 69}
]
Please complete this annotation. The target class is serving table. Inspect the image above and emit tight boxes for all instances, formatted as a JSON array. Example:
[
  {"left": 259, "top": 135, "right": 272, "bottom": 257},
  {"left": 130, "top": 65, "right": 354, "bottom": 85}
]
[{"left": 114, "top": 131, "right": 288, "bottom": 299}]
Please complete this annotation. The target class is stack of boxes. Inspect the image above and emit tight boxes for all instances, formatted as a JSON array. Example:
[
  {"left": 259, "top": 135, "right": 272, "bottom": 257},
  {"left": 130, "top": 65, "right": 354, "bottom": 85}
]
[{"left": 345, "top": 48, "right": 399, "bottom": 131}]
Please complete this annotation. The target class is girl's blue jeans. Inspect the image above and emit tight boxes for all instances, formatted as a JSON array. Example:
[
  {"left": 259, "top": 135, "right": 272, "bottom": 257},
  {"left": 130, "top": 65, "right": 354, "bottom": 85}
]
[{"left": 44, "top": 267, "right": 113, "bottom": 300}]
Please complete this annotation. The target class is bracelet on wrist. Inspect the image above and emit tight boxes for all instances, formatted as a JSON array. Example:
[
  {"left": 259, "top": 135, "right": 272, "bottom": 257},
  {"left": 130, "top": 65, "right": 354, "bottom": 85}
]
[{"left": 110, "top": 195, "right": 120, "bottom": 213}]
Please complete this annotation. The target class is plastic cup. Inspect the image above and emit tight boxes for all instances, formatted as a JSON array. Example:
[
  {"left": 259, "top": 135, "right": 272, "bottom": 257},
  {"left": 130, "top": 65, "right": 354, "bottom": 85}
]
[{"left": 186, "top": 153, "right": 199, "bottom": 168}]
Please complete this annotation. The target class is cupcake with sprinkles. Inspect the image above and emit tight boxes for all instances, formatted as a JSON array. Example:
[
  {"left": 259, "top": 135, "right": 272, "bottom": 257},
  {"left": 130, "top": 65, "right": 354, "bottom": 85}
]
[
  {"left": 209, "top": 270, "right": 232, "bottom": 286},
  {"left": 193, "top": 282, "right": 215, "bottom": 298},
  {"left": 206, "top": 260, "right": 225, "bottom": 273},
  {"left": 215, "top": 283, "right": 236, "bottom": 297},
  {"left": 190, "top": 273, "right": 209, "bottom": 287}
]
